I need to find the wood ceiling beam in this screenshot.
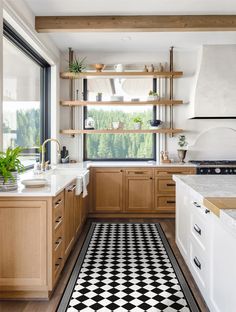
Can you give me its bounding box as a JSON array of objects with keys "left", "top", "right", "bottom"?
[{"left": 35, "top": 15, "right": 236, "bottom": 33}]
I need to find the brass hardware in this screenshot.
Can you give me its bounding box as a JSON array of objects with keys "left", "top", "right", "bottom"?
[
  {"left": 55, "top": 199, "right": 62, "bottom": 207},
  {"left": 68, "top": 184, "right": 76, "bottom": 192},
  {"left": 167, "top": 183, "right": 175, "bottom": 187},
  {"left": 41, "top": 138, "right": 61, "bottom": 171},
  {"left": 167, "top": 200, "right": 175, "bottom": 204}
]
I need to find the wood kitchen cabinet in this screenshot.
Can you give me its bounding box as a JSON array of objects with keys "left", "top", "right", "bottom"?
[
  {"left": 0, "top": 182, "right": 88, "bottom": 300},
  {"left": 125, "top": 169, "right": 154, "bottom": 212},
  {"left": 92, "top": 168, "right": 123, "bottom": 212},
  {"left": 91, "top": 166, "right": 196, "bottom": 217}
]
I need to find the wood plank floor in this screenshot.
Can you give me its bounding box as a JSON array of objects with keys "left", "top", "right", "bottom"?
[{"left": 0, "top": 219, "right": 209, "bottom": 312}]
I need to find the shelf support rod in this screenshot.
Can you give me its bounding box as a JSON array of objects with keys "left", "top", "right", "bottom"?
[
  {"left": 169, "top": 46, "right": 174, "bottom": 138},
  {"left": 69, "top": 48, "right": 75, "bottom": 137}
]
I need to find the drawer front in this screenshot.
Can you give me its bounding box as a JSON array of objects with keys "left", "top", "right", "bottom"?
[
  {"left": 155, "top": 167, "right": 196, "bottom": 177},
  {"left": 53, "top": 224, "right": 64, "bottom": 279},
  {"left": 155, "top": 195, "right": 175, "bottom": 212},
  {"left": 156, "top": 178, "right": 175, "bottom": 193},
  {"left": 125, "top": 169, "right": 153, "bottom": 176},
  {"left": 53, "top": 191, "right": 64, "bottom": 221},
  {"left": 189, "top": 238, "right": 208, "bottom": 294}
]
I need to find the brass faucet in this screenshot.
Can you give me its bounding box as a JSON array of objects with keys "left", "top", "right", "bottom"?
[{"left": 41, "top": 138, "right": 61, "bottom": 171}]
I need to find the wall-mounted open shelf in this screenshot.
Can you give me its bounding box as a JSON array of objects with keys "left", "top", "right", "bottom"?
[
  {"left": 60, "top": 128, "right": 183, "bottom": 135},
  {"left": 60, "top": 100, "right": 183, "bottom": 107},
  {"left": 60, "top": 71, "right": 183, "bottom": 79}
]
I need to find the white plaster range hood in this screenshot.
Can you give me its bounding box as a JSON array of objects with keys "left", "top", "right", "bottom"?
[{"left": 190, "top": 45, "right": 236, "bottom": 119}]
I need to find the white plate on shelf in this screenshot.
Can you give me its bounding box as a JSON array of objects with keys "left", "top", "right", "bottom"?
[{"left": 21, "top": 178, "right": 48, "bottom": 188}]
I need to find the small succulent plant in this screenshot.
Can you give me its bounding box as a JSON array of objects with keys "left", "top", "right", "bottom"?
[
  {"left": 69, "top": 56, "right": 87, "bottom": 73},
  {"left": 178, "top": 135, "right": 188, "bottom": 149}
]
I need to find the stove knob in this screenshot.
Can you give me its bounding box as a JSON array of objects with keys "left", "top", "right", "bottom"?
[
  {"left": 208, "top": 169, "right": 211, "bottom": 173},
  {"left": 234, "top": 169, "right": 236, "bottom": 173},
  {"left": 200, "top": 169, "right": 204, "bottom": 173},
  {"left": 215, "top": 168, "right": 221, "bottom": 174},
  {"left": 225, "top": 169, "right": 228, "bottom": 173}
]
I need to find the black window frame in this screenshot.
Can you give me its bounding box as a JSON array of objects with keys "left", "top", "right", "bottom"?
[
  {"left": 83, "top": 78, "right": 157, "bottom": 161},
  {"left": 3, "top": 20, "right": 51, "bottom": 167}
]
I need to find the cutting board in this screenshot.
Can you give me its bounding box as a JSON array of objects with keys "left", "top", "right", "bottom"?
[{"left": 203, "top": 197, "right": 236, "bottom": 217}]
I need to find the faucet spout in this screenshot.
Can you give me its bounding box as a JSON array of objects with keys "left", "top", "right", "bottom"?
[{"left": 41, "top": 138, "right": 61, "bottom": 171}]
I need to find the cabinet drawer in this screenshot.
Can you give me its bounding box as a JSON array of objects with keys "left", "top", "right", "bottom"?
[
  {"left": 155, "top": 167, "right": 196, "bottom": 177},
  {"left": 54, "top": 222, "right": 64, "bottom": 252},
  {"left": 54, "top": 244, "right": 64, "bottom": 278},
  {"left": 125, "top": 169, "right": 153, "bottom": 176},
  {"left": 189, "top": 238, "right": 208, "bottom": 293},
  {"left": 53, "top": 191, "right": 64, "bottom": 221},
  {"left": 155, "top": 196, "right": 175, "bottom": 212},
  {"left": 156, "top": 178, "right": 175, "bottom": 193}
]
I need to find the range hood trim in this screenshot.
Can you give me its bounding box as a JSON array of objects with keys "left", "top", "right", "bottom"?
[{"left": 190, "top": 116, "right": 236, "bottom": 119}]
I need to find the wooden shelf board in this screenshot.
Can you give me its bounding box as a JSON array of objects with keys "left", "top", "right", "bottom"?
[
  {"left": 60, "top": 128, "right": 183, "bottom": 135},
  {"left": 60, "top": 100, "right": 183, "bottom": 106},
  {"left": 60, "top": 71, "right": 183, "bottom": 79}
]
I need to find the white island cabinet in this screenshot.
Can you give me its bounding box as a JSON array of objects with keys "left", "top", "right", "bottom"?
[{"left": 174, "top": 175, "right": 236, "bottom": 312}]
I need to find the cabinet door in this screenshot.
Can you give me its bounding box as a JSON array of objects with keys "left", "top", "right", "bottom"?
[
  {"left": 175, "top": 183, "right": 192, "bottom": 261},
  {"left": 209, "top": 215, "right": 236, "bottom": 312},
  {"left": 64, "top": 183, "right": 76, "bottom": 259},
  {"left": 74, "top": 194, "right": 82, "bottom": 237},
  {"left": 125, "top": 176, "right": 154, "bottom": 212},
  {"left": 93, "top": 169, "right": 123, "bottom": 212}
]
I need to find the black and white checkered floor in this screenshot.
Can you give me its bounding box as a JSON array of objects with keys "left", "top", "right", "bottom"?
[{"left": 58, "top": 223, "right": 199, "bottom": 312}]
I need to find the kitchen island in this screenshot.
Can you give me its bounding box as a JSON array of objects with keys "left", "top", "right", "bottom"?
[{"left": 174, "top": 175, "right": 236, "bottom": 312}]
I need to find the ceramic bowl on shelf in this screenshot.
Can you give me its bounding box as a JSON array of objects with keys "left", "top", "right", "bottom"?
[
  {"left": 94, "top": 64, "right": 105, "bottom": 72},
  {"left": 110, "top": 95, "right": 124, "bottom": 102}
]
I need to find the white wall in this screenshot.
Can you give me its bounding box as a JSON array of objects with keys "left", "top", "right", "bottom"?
[{"left": 59, "top": 48, "right": 236, "bottom": 162}]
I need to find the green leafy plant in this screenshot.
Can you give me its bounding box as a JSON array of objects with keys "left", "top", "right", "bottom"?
[
  {"left": 148, "top": 90, "right": 159, "bottom": 97},
  {"left": 97, "top": 92, "right": 102, "bottom": 96},
  {"left": 178, "top": 135, "right": 188, "bottom": 149},
  {"left": 69, "top": 56, "right": 87, "bottom": 73},
  {"left": 133, "top": 116, "right": 143, "bottom": 123},
  {"left": 0, "top": 147, "right": 25, "bottom": 183}
]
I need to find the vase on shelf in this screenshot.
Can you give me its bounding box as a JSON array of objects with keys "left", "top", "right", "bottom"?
[{"left": 177, "top": 149, "right": 187, "bottom": 163}]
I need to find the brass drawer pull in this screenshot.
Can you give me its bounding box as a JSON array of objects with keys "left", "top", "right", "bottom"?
[
  {"left": 55, "top": 237, "right": 63, "bottom": 247},
  {"left": 166, "top": 183, "right": 175, "bottom": 187},
  {"left": 167, "top": 200, "right": 175, "bottom": 204},
  {"left": 134, "top": 171, "right": 146, "bottom": 174},
  {"left": 55, "top": 216, "right": 63, "bottom": 228},
  {"left": 55, "top": 257, "right": 63, "bottom": 267},
  {"left": 68, "top": 184, "right": 76, "bottom": 192},
  {"left": 55, "top": 199, "right": 62, "bottom": 207}
]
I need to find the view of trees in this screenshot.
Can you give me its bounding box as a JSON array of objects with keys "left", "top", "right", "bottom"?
[
  {"left": 86, "top": 108, "right": 154, "bottom": 159},
  {"left": 16, "top": 109, "right": 40, "bottom": 148}
]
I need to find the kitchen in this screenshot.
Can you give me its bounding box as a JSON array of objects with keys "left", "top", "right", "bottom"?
[{"left": 1, "top": 1, "right": 236, "bottom": 312}]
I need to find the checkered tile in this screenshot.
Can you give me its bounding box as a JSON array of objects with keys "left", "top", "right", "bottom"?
[{"left": 65, "top": 224, "right": 194, "bottom": 312}]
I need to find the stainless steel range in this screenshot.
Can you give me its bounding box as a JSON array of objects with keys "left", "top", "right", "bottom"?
[{"left": 189, "top": 160, "right": 236, "bottom": 175}]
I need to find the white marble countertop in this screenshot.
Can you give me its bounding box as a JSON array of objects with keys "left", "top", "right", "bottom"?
[
  {"left": 0, "top": 167, "right": 88, "bottom": 197},
  {"left": 59, "top": 161, "right": 197, "bottom": 169},
  {"left": 173, "top": 175, "right": 236, "bottom": 231}
]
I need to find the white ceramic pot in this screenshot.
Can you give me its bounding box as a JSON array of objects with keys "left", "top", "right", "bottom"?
[
  {"left": 147, "top": 95, "right": 159, "bottom": 101},
  {"left": 0, "top": 171, "right": 18, "bottom": 191}
]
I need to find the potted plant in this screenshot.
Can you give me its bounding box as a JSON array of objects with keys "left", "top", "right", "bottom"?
[
  {"left": 0, "top": 146, "right": 25, "bottom": 191},
  {"left": 133, "top": 117, "right": 142, "bottom": 130},
  {"left": 69, "top": 56, "right": 87, "bottom": 73},
  {"left": 177, "top": 135, "right": 188, "bottom": 163},
  {"left": 96, "top": 92, "right": 102, "bottom": 102},
  {"left": 147, "top": 90, "right": 159, "bottom": 101}
]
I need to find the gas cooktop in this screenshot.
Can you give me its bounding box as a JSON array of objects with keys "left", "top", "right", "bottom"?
[{"left": 188, "top": 160, "right": 236, "bottom": 174}]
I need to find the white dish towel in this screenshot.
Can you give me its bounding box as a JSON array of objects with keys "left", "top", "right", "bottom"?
[
  {"left": 75, "top": 176, "right": 83, "bottom": 196},
  {"left": 82, "top": 170, "right": 90, "bottom": 198}
]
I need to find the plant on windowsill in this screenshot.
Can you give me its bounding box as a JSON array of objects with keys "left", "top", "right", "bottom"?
[
  {"left": 69, "top": 56, "right": 87, "bottom": 73},
  {"left": 0, "top": 146, "right": 25, "bottom": 191},
  {"left": 177, "top": 135, "right": 188, "bottom": 163},
  {"left": 133, "top": 117, "right": 143, "bottom": 130}
]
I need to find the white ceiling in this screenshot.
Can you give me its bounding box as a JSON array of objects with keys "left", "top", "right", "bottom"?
[
  {"left": 23, "top": 0, "right": 236, "bottom": 52},
  {"left": 23, "top": 0, "right": 236, "bottom": 15}
]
